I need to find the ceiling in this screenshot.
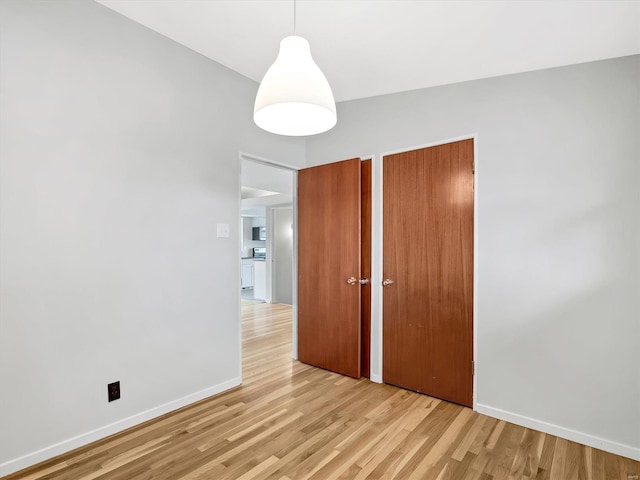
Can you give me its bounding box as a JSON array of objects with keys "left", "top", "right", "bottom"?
[
  {"left": 96, "top": 1, "right": 639, "bottom": 102},
  {"left": 241, "top": 159, "right": 293, "bottom": 212},
  {"left": 241, "top": 186, "right": 279, "bottom": 200}
]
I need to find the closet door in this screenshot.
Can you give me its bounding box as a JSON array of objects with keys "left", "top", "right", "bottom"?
[
  {"left": 383, "top": 139, "right": 474, "bottom": 406},
  {"left": 360, "top": 160, "right": 372, "bottom": 378},
  {"left": 298, "top": 158, "right": 362, "bottom": 378}
]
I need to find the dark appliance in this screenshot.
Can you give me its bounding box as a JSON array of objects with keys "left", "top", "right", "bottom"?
[{"left": 252, "top": 226, "right": 267, "bottom": 241}]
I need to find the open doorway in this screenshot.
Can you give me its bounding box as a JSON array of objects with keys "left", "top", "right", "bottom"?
[
  {"left": 239, "top": 154, "right": 297, "bottom": 370},
  {"left": 240, "top": 157, "right": 295, "bottom": 304}
]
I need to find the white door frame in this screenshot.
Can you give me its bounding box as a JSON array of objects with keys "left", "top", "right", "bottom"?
[{"left": 239, "top": 152, "right": 300, "bottom": 361}]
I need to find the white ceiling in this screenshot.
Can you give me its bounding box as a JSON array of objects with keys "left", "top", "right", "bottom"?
[
  {"left": 242, "top": 193, "right": 293, "bottom": 211},
  {"left": 241, "top": 160, "right": 293, "bottom": 195},
  {"left": 96, "top": 0, "right": 639, "bottom": 102},
  {"left": 241, "top": 159, "right": 294, "bottom": 212},
  {"left": 241, "top": 186, "right": 278, "bottom": 200}
]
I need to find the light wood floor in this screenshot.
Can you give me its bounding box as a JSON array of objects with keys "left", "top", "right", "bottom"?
[{"left": 6, "top": 302, "right": 638, "bottom": 480}]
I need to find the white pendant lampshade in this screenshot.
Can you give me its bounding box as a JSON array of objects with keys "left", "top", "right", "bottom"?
[{"left": 254, "top": 36, "right": 336, "bottom": 136}]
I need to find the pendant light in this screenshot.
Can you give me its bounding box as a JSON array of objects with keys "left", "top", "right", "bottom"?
[{"left": 253, "top": 0, "right": 336, "bottom": 136}]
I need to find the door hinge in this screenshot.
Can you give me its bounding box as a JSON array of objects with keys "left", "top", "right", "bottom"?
[{"left": 472, "top": 361, "right": 475, "bottom": 376}]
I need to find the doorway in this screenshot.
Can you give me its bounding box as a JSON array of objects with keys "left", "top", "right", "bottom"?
[
  {"left": 240, "top": 157, "right": 295, "bottom": 304},
  {"left": 240, "top": 154, "right": 298, "bottom": 364}
]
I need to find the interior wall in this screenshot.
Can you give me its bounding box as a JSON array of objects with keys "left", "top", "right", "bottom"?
[
  {"left": 273, "top": 207, "right": 294, "bottom": 305},
  {"left": 306, "top": 55, "right": 640, "bottom": 458},
  {"left": 0, "top": 0, "right": 304, "bottom": 474}
]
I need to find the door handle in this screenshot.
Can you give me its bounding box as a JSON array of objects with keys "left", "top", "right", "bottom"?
[
  {"left": 359, "top": 278, "right": 370, "bottom": 285},
  {"left": 382, "top": 278, "right": 394, "bottom": 287},
  {"left": 347, "top": 276, "right": 358, "bottom": 286}
]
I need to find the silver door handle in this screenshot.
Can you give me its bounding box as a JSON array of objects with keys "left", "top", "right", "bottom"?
[
  {"left": 382, "top": 278, "right": 394, "bottom": 287},
  {"left": 359, "top": 278, "right": 370, "bottom": 285}
]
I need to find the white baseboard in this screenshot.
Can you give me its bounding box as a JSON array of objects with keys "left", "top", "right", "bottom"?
[
  {"left": 370, "top": 373, "right": 383, "bottom": 384},
  {"left": 0, "top": 377, "right": 241, "bottom": 477},
  {"left": 475, "top": 403, "right": 640, "bottom": 461}
]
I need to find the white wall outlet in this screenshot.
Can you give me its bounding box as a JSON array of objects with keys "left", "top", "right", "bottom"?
[{"left": 216, "top": 223, "right": 230, "bottom": 238}]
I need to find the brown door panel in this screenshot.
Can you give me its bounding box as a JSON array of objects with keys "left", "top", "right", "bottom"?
[
  {"left": 298, "top": 158, "right": 362, "bottom": 378},
  {"left": 383, "top": 140, "right": 474, "bottom": 407},
  {"left": 361, "top": 160, "right": 372, "bottom": 379}
]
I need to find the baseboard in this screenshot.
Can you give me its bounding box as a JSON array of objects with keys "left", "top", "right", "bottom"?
[
  {"left": 370, "top": 373, "right": 383, "bottom": 384},
  {"left": 0, "top": 377, "right": 241, "bottom": 477},
  {"left": 475, "top": 403, "right": 640, "bottom": 461}
]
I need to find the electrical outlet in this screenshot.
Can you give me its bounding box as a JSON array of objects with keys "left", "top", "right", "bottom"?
[{"left": 108, "top": 381, "right": 120, "bottom": 402}]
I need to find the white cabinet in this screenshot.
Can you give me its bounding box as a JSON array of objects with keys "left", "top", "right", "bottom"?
[{"left": 241, "top": 259, "right": 254, "bottom": 288}]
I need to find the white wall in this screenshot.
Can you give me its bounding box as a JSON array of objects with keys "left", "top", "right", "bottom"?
[
  {"left": 0, "top": 0, "right": 303, "bottom": 475},
  {"left": 273, "top": 207, "right": 294, "bottom": 305},
  {"left": 306, "top": 56, "right": 640, "bottom": 459}
]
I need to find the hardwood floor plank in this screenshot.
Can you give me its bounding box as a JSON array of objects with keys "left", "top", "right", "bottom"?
[
  {"left": 235, "top": 455, "right": 280, "bottom": 480},
  {"left": 4, "top": 301, "right": 638, "bottom": 480},
  {"left": 411, "top": 408, "right": 474, "bottom": 475},
  {"left": 451, "top": 415, "right": 486, "bottom": 462},
  {"left": 383, "top": 436, "right": 430, "bottom": 480},
  {"left": 549, "top": 438, "right": 568, "bottom": 480}
]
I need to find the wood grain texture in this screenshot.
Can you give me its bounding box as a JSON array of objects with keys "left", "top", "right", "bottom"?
[
  {"left": 383, "top": 139, "right": 474, "bottom": 407},
  {"left": 298, "top": 158, "right": 361, "bottom": 378},
  {"left": 5, "top": 301, "right": 638, "bottom": 480},
  {"left": 360, "top": 159, "right": 372, "bottom": 379}
]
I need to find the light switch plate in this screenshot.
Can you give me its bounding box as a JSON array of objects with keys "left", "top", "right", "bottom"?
[{"left": 216, "top": 223, "right": 230, "bottom": 238}]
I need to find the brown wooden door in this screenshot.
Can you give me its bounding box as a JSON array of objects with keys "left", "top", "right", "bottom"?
[
  {"left": 361, "top": 160, "right": 372, "bottom": 378},
  {"left": 298, "top": 158, "right": 362, "bottom": 378},
  {"left": 382, "top": 139, "right": 474, "bottom": 407}
]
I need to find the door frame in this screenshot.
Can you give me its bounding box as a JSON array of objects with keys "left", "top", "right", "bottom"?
[
  {"left": 239, "top": 153, "right": 375, "bottom": 368},
  {"left": 371, "top": 133, "right": 479, "bottom": 409},
  {"left": 238, "top": 152, "right": 300, "bottom": 363}
]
